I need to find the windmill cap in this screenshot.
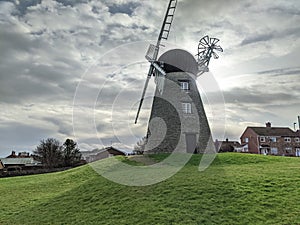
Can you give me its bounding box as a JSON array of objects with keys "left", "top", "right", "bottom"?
[{"left": 158, "top": 49, "right": 199, "bottom": 75}]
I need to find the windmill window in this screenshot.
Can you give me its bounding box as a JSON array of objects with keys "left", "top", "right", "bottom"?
[
  {"left": 182, "top": 102, "right": 192, "bottom": 114},
  {"left": 295, "top": 138, "right": 300, "bottom": 142},
  {"left": 179, "top": 81, "right": 190, "bottom": 90},
  {"left": 284, "top": 137, "right": 291, "bottom": 142}
]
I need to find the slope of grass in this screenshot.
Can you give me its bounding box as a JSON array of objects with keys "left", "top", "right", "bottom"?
[{"left": 1, "top": 153, "right": 300, "bottom": 225}]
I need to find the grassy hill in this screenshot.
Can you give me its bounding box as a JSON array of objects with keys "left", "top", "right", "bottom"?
[{"left": 1, "top": 153, "right": 300, "bottom": 225}]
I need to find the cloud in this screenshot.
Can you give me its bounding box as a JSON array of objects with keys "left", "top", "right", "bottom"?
[
  {"left": 223, "top": 87, "right": 297, "bottom": 105},
  {"left": 218, "top": 67, "right": 300, "bottom": 106},
  {"left": 41, "top": 117, "right": 73, "bottom": 136},
  {"left": 0, "top": 121, "right": 53, "bottom": 156},
  {"left": 0, "top": 0, "right": 300, "bottom": 156},
  {"left": 241, "top": 33, "right": 274, "bottom": 45},
  {"left": 55, "top": 0, "right": 89, "bottom": 7},
  {"left": 257, "top": 67, "right": 300, "bottom": 76},
  {"left": 12, "top": 0, "right": 42, "bottom": 15},
  {"left": 107, "top": 2, "right": 140, "bottom": 16}
]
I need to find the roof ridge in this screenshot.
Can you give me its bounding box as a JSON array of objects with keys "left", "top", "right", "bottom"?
[
  {"left": 248, "top": 126, "right": 292, "bottom": 129},
  {"left": 247, "top": 126, "right": 298, "bottom": 136}
]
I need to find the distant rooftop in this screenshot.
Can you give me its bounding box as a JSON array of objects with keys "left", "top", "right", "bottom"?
[{"left": 0, "top": 158, "right": 41, "bottom": 166}]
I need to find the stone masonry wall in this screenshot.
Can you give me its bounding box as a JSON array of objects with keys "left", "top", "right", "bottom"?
[{"left": 144, "top": 71, "right": 214, "bottom": 154}]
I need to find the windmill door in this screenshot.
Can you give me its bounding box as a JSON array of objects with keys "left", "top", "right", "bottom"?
[{"left": 186, "top": 133, "right": 197, "bottom": 153}]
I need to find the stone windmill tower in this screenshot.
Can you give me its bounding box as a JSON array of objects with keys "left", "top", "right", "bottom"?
[{"left": 135, "top": 0, "right": 223, "bottom": 154}]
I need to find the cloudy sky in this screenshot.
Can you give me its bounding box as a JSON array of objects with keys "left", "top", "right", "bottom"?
[{"left": 0, "top": 0, "right": 300, "bottom": 157}]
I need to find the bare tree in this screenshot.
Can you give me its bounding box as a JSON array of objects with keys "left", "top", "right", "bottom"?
[{"left": 33, "top": 138, "right": 63, "bottom": 168}]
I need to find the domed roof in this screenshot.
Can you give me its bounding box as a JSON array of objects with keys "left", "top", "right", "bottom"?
[{"left": 158, "top": 49, "right": 199, "bottom": 75}]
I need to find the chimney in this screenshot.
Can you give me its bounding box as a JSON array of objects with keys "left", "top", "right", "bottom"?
[
  {"left": 12, "top": 151, "right": 16, "bottom": 156},
  {"left": 266, "top": 122, "right": 271, "bottom": 128}
]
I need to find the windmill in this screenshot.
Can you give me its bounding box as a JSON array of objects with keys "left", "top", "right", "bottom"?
[{"left": 135, "top": 0, "right": 223, "bottom": 154}]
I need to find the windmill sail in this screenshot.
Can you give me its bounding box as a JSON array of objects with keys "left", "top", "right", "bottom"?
[
  {"left": 196, "top": 35, "right": 223, "bottom": 76},
  {"left": 135, "top": 0, "right": 177, "bottom": 124}
]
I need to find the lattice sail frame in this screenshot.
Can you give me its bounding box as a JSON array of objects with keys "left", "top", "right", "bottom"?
[
  {"left": 196, "top": 35, "right": 223, "bottom": 76},
  {"left": 135, "top": 0, "right": 178, "bottom": 124}
]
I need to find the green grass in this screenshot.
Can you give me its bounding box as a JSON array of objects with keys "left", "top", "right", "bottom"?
[{"left": 1, "top": 153, "right": 300, "bottom": 224}]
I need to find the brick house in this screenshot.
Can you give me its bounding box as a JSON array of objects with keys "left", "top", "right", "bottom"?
[{"left": 240, "top": 122, "right": 300, "bottom": 156}]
